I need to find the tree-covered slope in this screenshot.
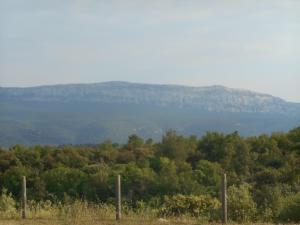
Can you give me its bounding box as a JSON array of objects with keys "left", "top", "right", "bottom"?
[
  {"left": 0, "top": 128, "right": 300, "bottom": 222},
  {"left": 0, "top": 82, "right": 299, "bottom": 147}
]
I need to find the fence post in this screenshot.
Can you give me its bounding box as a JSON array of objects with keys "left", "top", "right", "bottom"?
[
  {"left": 116, "top": 174, "right": 121, "bottom": 221},
  {"left": 221, "top": 173, "right": 227, "bottom": 224},
  {"left": 21, "top": 176, "right": 27, "bottom": 219}
]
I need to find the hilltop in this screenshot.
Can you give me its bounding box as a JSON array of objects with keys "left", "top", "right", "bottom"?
[{"left": 0, "top": 82, "right": 299, "bottom": 146}]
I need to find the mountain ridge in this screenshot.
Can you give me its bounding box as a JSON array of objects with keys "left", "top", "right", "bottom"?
[
  {"left": 0, "top": 81, "right": 291, "bottom": 101},
  {"left": 0, "top": 81, "right": 298, "bottom": 114},
  {"left": 0, "top": 81, "right": 299, "bottom": 147}
]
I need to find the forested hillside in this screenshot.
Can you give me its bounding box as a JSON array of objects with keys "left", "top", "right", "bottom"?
[
  {"left": 0, "top": 127, "right": 300, "bottom": 222},
  {"left": 1, "top": 82, "right": 300, "bottom": 147}
]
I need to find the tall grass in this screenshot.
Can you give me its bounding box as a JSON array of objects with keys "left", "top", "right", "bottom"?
[
  {"left": 0, "top": 191, "right": 299, "bottom": 225},
  {"left": 0, "top": 200, "right": 203, "bottom": 225}
]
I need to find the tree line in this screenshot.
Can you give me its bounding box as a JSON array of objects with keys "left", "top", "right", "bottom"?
[{"left": 0, "top": 127, "right": 300, "bottom": 222}]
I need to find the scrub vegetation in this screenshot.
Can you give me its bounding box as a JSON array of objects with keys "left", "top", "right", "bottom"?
[{"left": 0, "top": 127, "right": 300, "bottom": 223}]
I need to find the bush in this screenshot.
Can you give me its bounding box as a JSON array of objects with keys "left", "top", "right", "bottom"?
[
  {"left": 0, "top": 188, "right": 18, "bottom": 218},
  {"left": 227, "top": 184, "right": 257, "bottom": 222},
  {"left": 159, "top": 194, "right": 220, "bottom": 220},
  {"left": 278, "top": 192, "right": 300, "bottom": 222}
]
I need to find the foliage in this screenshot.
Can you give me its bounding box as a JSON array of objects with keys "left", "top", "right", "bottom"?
[
  {"left": 227, "top": 184, "right": 257, "bottom": 222},
  {"left": 278, "top": 192, "right": 300, "bottom": 222},
  {"left": 43, "top": 167, "right": 87, "bottom": 199},
  {"left": 158, "top": 130, "right": 196, "bottom": 161},
  {"left": 194, "top": 160, "right": 221, "bottom": 196},
  {"left": 0, "top": 127, "right": 300, "bottom": 222},
  {"left": 159, "top": 194, "right": 220, "bottom": 220},
  {"left": 0, "top": 188, "right": 18, "bottom": 218}
]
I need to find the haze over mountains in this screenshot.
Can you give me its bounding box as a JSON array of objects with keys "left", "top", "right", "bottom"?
[{"left": 1, "top": 81, "right": 299, "bottom": 147}]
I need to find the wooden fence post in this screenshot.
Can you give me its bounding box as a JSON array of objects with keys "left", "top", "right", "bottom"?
[
  {"left": 221, "top": 173, "right": 227, "bottom": 224},
  {"left": 21, "top": 176, "right": 27, "bottom": 219},
  {"left": 116, "top": 175, "right": 121, "bottom": 221}
]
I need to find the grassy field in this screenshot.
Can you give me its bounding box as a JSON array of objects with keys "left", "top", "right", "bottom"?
[
  {"left": 0, "top": 219, "right": 294, "bottom": 225},
  {"left": 0, "top": 218, "right": 197, "bottom": 225},
  {"left": 0, "top": 199, "right": 297, "bottom": 225},
  {"left": 0, "top": 210, "right": 202, "bottom": 225},
  {"left": 1, "top": 219, "right": 297, "bottom": 225},
  {"left": 0, "top": 201, "right": 199, "bottom": 225},
  {"left": 0, "top": 206, "right": 297, "bottom": 225}
]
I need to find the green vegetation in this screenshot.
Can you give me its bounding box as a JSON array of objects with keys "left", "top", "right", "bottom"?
[{"left": 0, "top": 127, "right": 300, "bottom": 223}]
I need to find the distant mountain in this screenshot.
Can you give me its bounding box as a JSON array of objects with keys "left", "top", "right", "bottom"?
[
  {"left": 1, "top": 81, "right": 299, "bottom": 114},
  {"left": 0, "top": 81, "right": 299, "bottom": 147}
]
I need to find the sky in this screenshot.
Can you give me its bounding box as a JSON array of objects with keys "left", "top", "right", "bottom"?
[{"left": 0, "top": 0, "right": 299, "bottom": 102}]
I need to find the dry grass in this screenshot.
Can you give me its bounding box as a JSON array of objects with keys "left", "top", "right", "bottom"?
[
  {"left": 0, "top": 201, "right": 198, "bottom": 225},
  {"left": 0, "top": 218, "right": 198, "bottom": 225},
  {"left": 0, "top": 201, "right": 297, "bottom": 225},
  {"left": 0, "top": 220, "right": 295, "bottom": 225}
]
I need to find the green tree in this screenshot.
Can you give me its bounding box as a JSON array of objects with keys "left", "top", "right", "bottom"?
[
  {"left": 159, "top": 130, "right": 196, "bottom": 161},
  {"left": 278, "top": 192, "right": 300, "bottom": 222},
  {"left": 43, "top": 167, "right": 87, "bottom": 199},
  {"left": 227, "top": 184, "right": 257, "bottom": 222},
  {"left": 126, "top": 134, "right": 144, "bottom": 151},
  {"left": 157, "top": 157, "right": 179, "bottom": 195},
  {"left": 194, "top": 160, "right": 221, "bottom": 196}
]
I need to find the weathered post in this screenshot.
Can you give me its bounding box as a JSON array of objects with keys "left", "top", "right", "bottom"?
[
  {"left": 221, "top": 173, "right": 227, "bottom": 224},
  {"left": 21, "top": 176, "right": 27, "bottom": 219},
  {"left": 116, "top": 175, "right": 121, "bottom": 221}
]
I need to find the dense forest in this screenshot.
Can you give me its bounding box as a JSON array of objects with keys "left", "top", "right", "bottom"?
[{"left": 0, "top": 127, "right": 300, "bottom": 222}]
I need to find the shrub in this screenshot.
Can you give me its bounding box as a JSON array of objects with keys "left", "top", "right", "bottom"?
[
  {"left": 227, "top": 183, "right": 257, "bottom": 222},
  {"left": 0, "top": 188, "right": 18, "bottom": 218},
  {"left": 278, "top": 192, "right": 300, "bottom": 222},
  {"left": 159, "top": 194, "right": 220, "bottom": 220}
]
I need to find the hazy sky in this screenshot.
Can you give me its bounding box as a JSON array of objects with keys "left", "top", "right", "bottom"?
[{"left": 0, "top": 0, "right": 299, "bottom": 102}]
